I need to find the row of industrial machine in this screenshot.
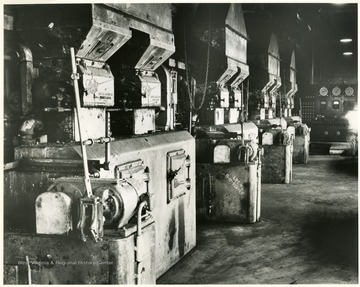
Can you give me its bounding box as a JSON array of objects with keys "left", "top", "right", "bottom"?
[{"left": 3, "top": 4, "right": 311, "bottom": 284}]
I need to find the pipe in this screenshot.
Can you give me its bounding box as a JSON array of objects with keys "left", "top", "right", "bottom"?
[
  {"left": 189, "top": 78, "right": 196, "bottom": 134},
  {"left": 311, "top": 37, "right": 315, "bottom": 84},
  {"left": 26, "top": 255, "right": 32, "bottom": 285},
  {"left": 104, "top": 111, "right": 111, "bottom": 170},
  {"left": 137, "top": 201, "right": 147, "bottom": 237},
  {"left": 248, "top": 162, "right": 257, "bottom": 223},
  {"left": 284, "top": 144, "right": 291, "bottom": 184},
  {"left": 261, "top": 79, "right": 275, "bottom": 96},
  {"left": 256, "top": 149, "right": 262, "bottom": 221},
  {"left": 261, "top": 79, "right": 275, "bottom": 119},
  {"left": 249, "top": 142, "right": 258, "bottom": 162},
  {"left": 135, "top": 201, "right": 148, "bottom": 285},
  {"left": 289, "top": 135, "right": 293, "bottom": 182},
  {"left": 4, "top": 161, "right": 20, "bottom": 171},
  {"left": 162, "top": 65, "right": 172, "bottom": 131},
  {"left": 18, "top": 43, "right": 33, "bottom": 115},
  {"left": 246, "top": 79, "right": 249, "bottom": 121},
  {"left": 4, "top": 54, "right": 13, "bottom": 61},
  {"left": 106, "top": 108, "right": 133, "bottom": 112},
  {"left": 171, "top": 70, "right": 178, "bottom": 129},
  {"left": 43, "top": 107, "right": 72, "bottom": 112}
]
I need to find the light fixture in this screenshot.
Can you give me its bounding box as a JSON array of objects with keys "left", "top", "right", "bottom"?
[
  {"left": 343, "top": 52, "right": 353, "bottom": 55},
  {"left": 340, "top": 38, "right": 353, "bottom": 43}
]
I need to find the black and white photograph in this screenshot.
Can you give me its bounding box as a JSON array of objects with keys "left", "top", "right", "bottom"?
[{"left": 2, "top": 2, "right": 358, "bottom": 284}]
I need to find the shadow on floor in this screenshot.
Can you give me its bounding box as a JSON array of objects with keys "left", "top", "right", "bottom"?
[
  {"left": 330, "top": 157, "right": 358, "bottom": 176},
  {"left": 310, "top": 143, "right": 331, "bottom": 155},
  {"left": 301, "top": 213, "right": 358, "bottom": 271}
]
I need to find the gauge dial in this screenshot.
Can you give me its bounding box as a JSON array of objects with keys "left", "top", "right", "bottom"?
[
  {"left": 332, "top": 86, "right": 341, "bottom": 96},
  {"left": 345, "top": 86, "right": 354, "bottom": 96},
  {"left": 319, "top": 87, "right": 328, "bottom": 96}
]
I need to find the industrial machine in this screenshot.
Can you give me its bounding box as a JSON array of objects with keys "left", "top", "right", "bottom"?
[
  {"left": 181, "top": 4, "right": 261, "bottom": 223},
  {"left": 249, "top": 33, "right": 293, "bottom": 183},
  {"left": 4, "top": 4, "right": 195, "bottom": 284},
  {"left": 282, "top": 51, "right": 311, "bottom": 164}
]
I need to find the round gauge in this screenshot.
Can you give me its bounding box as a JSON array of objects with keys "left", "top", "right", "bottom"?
[
  {"left": 332, "top": 86, "right": 341, "bottom": 96},
  {"left": 319, "top": 87, "right": 328, "bottom": 96},
  {"left": 345, "top": 86, "right": 354, "bottom": 96}
]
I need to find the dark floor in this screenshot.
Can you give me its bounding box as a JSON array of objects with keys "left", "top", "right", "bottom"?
[{"left": 158, "top": 155, "right": 358, "bottom": 284}]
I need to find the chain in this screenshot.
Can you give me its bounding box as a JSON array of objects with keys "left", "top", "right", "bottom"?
[{"left": 184, "top": 6, "right": 211, "bottom": 111}]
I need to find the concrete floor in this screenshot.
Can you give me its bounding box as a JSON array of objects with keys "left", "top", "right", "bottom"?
[{"left": 158, "top": 155, "right": 358, "bottom": 284}]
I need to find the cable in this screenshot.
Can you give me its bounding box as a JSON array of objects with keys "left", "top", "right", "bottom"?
[{"left": 184, "top": 6, "right": 211, "bottom": 111}]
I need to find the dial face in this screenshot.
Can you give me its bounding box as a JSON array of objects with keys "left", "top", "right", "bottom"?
[
  {"left": 332, "top": 86, "right": 341, "bottom": 96},
  {"left": 319, "top": 87, "right": 328, "bottom": 96},
  {"left": 345, "top": 86, "right": 354, "bottom": 96}
]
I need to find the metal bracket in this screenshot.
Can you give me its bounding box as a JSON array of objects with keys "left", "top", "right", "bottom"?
[{"left": 77, "top": 197, "right": 104, "bottom": 242}]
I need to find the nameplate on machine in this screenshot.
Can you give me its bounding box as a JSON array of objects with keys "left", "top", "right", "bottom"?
[
  {"left": 138, "top": 72, "right": 161, "bottom": 107},
  {"left": 79, "top": 60, "right": 115, "bottom": 107}
]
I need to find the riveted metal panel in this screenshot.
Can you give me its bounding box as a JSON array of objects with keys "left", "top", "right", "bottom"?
[
  {"left": 196, "top": 162, "right": 260, "bottom": 223},
  {"left": 261, "top": 144, "right": 292, "bottom": 183}
]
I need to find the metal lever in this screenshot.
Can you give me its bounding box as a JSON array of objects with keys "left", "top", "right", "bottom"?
[
  {"left": 71, "top": 47, "right": 103, "bottom": 242},
  {"left": 70, "top": 47, "right": 92, "bottom": 197},
  {"left": 168, "top": 166, "right": 182, "bottom": 181}
]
